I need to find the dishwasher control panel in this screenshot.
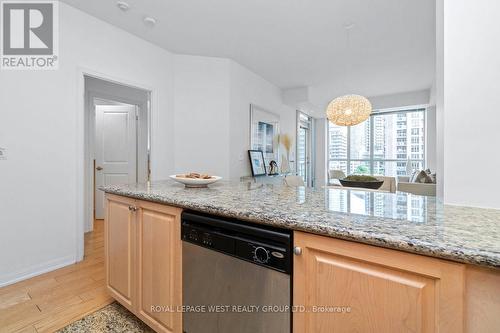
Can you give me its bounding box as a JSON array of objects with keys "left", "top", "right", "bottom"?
[{"left": 181, "top": 212, "right": 292, "bottom": 274}]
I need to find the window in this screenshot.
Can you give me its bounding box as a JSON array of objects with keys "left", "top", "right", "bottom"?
[{"left": 327, "top": 108, "right": 426, "bottom": 177}]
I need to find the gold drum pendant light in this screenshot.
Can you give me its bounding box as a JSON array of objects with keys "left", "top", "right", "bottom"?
[{"left": 326, "top": 94, "right": 372, "bottom": 126}]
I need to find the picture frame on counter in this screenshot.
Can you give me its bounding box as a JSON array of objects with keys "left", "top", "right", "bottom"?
[{"left": 248, "top": 150, "right": 267, "bottom": 176}]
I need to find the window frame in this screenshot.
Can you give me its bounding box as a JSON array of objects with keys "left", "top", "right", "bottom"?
[{"left": 327, "top": 107, "right": 426, "bottom": 176}]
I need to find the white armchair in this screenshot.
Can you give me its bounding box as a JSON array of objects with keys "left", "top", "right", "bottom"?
[
  {"left": 397, "top": 176, "right": 436, "bottom": 196},
  {"left": 374, "top": 176, "right": 397, "bottom": 193},
  {"left": 284, "top": 175, "right": 305, "bottom": 187},
  {"left": 328, "top": 170, "right": 346, "bottom": 185}
]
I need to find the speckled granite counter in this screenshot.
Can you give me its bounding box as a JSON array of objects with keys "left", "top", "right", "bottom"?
[{"left": 101, "top": 180, "right": 500, "bottom": 269}]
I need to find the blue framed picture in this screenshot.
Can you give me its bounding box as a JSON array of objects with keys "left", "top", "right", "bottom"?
[{"left": 248, "top": 150, "right": 267, "bottom": 176}]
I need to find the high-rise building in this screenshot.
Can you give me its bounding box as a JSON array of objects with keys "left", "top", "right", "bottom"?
[
  {"left": 328, "top": 124, "right": 348, "bottom": 173},
  {"left": 327, "top": 109, "right": 426, "bottom": 177}
]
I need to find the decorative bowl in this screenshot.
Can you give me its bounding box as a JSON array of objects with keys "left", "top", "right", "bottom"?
[
  {"left": 169, "top": 175, "right": 222, "bottom": 188},
  {"left": 339, "top": 179, "right": 384, "bottom": 190}
]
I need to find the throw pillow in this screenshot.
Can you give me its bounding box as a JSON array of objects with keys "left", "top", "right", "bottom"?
[
  {"left": 430, "top": 173, "right": 437, "bottom": 184},
  {"left": 413, "top": 170, "right": 433, "bottom": 183},
  {"left": 409, "top": 170, "right": 419, "bottom": 183}
]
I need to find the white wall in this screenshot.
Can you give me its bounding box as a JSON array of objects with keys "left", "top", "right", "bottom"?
[
  {"left": 172, "top": 58, "right": 296, "bottom": 181},
  {"left": 436, "top": 0, "right": 445, "bottom": 199},
  {"left": 0, "top": 3, "right": 175, "bottom": 286},
  {"left": 228, "top": 61, "right": 296, "bottom": 180},
  {"left": 314, "top": 118, "right": 327, "bottom": 186},
  {"left": 173, "top": 55, "right": 231, "bottom": 178},
  {"left": 441, "top": 0, "right": 500, "bottom": 209},
  {"left": 426, "top": 106, "right": 437, "bottom": 172}
]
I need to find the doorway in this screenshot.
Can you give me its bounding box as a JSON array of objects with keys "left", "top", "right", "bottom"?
[
  {"left": 94, "top": 100, "right": 138, "bottom": 219},
  {"left": 296, "top": 111, "right": 315, "bottom": 187},
  {"left": 84, "top": 76, "right": 150, "bottom": 232}
]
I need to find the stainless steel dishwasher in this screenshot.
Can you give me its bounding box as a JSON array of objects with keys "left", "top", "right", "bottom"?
[{"left": 181, "top": 211, "right": 292, "bottom": 333}]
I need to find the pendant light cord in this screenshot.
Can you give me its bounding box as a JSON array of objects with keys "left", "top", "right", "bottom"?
[{"left": 343, "top": 23, "right": 354, "bottom": 94}]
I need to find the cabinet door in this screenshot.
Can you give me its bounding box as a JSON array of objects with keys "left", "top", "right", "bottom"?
[
  {"left": 294, "top": 231, "right": 464, "bottom": 333},
  {"left": 136, "top": 200, "right": 182, "bottom": 333},
  {"left": 105, "top": 194, "right": 136, "bottom": 310}
]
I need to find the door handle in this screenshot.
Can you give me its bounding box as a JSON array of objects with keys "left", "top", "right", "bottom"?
[
  {"left": 128, "top": 206, "right": 137, "bottom": 212},
  {"left": 293, "top": 247, "right": 302, "bottom": 256},
  {"left": 96, "top": 166, "right": 103, "bottom": 171}
]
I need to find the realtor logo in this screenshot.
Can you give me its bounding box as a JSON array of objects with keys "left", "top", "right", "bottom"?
[{"left": 1, "top": 1, "right": 58, "bottom": 70}]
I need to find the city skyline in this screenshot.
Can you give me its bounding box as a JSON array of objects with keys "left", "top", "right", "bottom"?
[{"left": 328, "top": 109, "right": 426, "bottom": 177}]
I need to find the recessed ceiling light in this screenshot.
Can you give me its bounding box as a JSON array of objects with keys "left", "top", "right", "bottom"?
[
  {"left": 143, "top": 16, "right": 156, "bottom": 27},
  {"left": 116, "top": 1, "right": 130, "bottom": 11}
]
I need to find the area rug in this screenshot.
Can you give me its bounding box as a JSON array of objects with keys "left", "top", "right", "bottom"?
[{"left": 57, "top": 302, "right": 154, "bottom": 333}]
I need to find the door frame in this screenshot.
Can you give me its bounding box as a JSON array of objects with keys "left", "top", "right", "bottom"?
[{"left": 76, "top": 67, "right": 154, "bottom": 262}]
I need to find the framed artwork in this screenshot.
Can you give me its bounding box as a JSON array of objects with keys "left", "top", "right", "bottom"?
[
  {"left": 248, "top": 150, "right": 267, "bottom": 176},
  {"left": 250, "top": 104, "right": 279, "bottom": 168}
]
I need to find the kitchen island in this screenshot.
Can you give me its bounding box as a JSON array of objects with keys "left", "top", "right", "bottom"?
[
  {"left": 102, "top": 180, "right": 500, "bottom": 268},
  {"left": 101, "top": 180, "right": 500, "bottom": 333}
]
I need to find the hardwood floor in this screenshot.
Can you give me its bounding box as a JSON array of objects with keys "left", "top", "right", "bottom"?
[{"left": 0, "top": 220, "right": 113, "bottom": 333}]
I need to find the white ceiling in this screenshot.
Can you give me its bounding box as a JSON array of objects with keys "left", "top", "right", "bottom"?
[{"left": 61, "top": 0, "right": 436, "bottom": 108}]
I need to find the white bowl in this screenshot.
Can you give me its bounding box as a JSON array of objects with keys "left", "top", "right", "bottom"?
[{"left": 170, "top": 175, "right": 222, "bottom": 188}]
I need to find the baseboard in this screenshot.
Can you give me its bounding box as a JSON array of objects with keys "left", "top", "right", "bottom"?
[
  {"left": 84, "top": 223, "right": 93, "bottom": 233},
  {"left": 0, "top": 255, "right": 76, "bottom": 288},
  {"left": 84, "top": 215, "right": 96, "bottom": 233}
]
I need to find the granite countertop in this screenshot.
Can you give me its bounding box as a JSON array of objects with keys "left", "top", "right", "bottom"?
[{"left": 101, "top": 180, "right": 500, "bottom": 269}]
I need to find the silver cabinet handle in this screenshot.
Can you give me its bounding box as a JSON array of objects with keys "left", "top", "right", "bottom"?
[
  {"left": 128, "top": 206, "right": 137, "bottom": 212},
  {"left": 294, "top": 246, "right": 302, "bottom": 256}
]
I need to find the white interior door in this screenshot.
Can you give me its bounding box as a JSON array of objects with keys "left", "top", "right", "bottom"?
[{"left": 95, "top": 104, "right": 137, "bottom": 219}]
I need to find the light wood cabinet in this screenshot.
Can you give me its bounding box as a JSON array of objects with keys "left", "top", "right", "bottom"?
[
  {"left": 293, "top": 231, "right": 465, "bottom": 333},
  {"left": 465, "top": 266, "right": 500, "bottom": 332},
  {"left": 105, "top": 194, "right": 183, "bottom": 333},
  {"left": 136, "top": 200, "right": 182, "bottom": 333},
  {"left": 105, "top": 194, "right": 136, "bottom": 310}
]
